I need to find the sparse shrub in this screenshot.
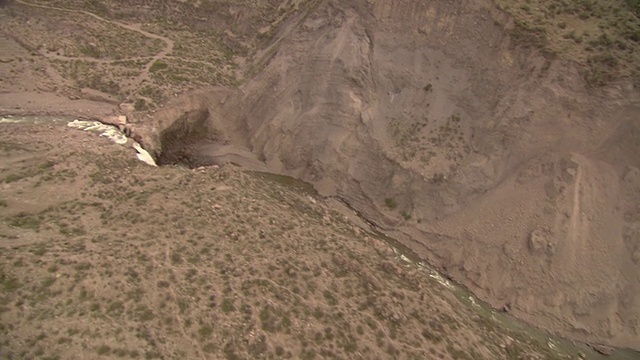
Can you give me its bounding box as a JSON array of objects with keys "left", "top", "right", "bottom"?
[
  {"left": 322, "top": 290, "right": 338, "bottom": 306},
  {"left": 0, "top": 271, "right": 20, "bottom": 292},
  {"left": 57, "top": 337, "right": 71, "bottom": 344},
  {"left": 422, "top": 327, "right": 443, "bottom": 343},
  {"left": 170, "top": 251, "right": 182, "bottom": 264},
  {"left": 198, "top": 325, "right": 213, "bottom": 338},
  {"left": 585, "top": 52, "right": 619, "bottom": 85},
  {"left": 628, "top": 0, "right": 640, "bottom": 16},
  {"left": 136, "top": 306, "right": 154, "bottom": 321},
  {"left": 7, "top": 212, "right": 41, "bottom": 230},
  {"left": 144, "top": 351, "right": 161, "bottom": 359},
  {"left": 431, "top": 173, "right": 445, "bottom": 184},
  {"left": 301, "top": 348, "right": 316, "bottom": 360},
  {"left": 223, "top": 342, "right": 240, "bottom": 360},
  {"left": 149, "top": 60, "right": 168, "bottom": 72},
  {"left": 86, "top": 0, "right": 109, "bottom": 14},
  {"left": 96, "top": 345, "right": 111, "bottom": 355},
  {"left": 41, "top": 276, "right": 56, "bottom": 288},
  {"left": 59, "top": 224, "right": 86, "bottom": 236},
  {"left": 79, "top": 45, "right": 100, "bottom": 58},
  {"left": 107, "top": 301, "right": 124, "bottom": 315},
  {"left": 220, "top": 298, "right": 235, "bottom": 313},
  {"left": 81, "top": 74, "right": 120, "bottom": 95},
  {"left": 312, "top": 307, "right": 324, "bottom": 319},
  {"left": 134, "top": 98, "right": 148, "bottom": 111},
  {"left": 114, "top": 348, "right": 128, "bottom": 357},
  {"left": 202, "top": 343, "right": 216, "bottom": 353},
  {"left": 275, "top": 346, "right": 285, "bottom": 356},
  {"left": 384, "top": 198, "right": 397, "bottom": 210}
]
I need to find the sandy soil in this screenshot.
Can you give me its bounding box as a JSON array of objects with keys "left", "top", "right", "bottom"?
[
  {"left": 1, "top": 120, "right": 588, "bottom": 360},
  {"left": 2, "top": 0, "right": 640, "bottom": 355},
  {"left": 143, "top": 0, "right": 640, "bottom": 351}
]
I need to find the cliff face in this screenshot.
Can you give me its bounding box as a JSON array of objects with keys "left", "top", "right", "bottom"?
[{"left": 150, "top": 0, "right": 640, "bottom": 349}]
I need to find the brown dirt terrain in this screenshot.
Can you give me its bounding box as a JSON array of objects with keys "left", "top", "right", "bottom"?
[
  {"left": 139, "top": 0, "right": 640, "bottom": 351},
  {"left": 1, "top": 0, "right": 317, "bottom": 109},
  {"left": 1, "top": 121, "right": 582, "bottom": 360},
  {"left": 2, "top": 0, "right": 640, "bottom": 357}
]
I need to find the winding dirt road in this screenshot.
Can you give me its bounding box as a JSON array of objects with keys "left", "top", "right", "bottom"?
[{"left": 16, "top": 0, "right": 175, "bottom": 89}]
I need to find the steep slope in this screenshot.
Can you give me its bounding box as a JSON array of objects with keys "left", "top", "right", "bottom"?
[
  {"left": 2, "top": 120, "right": 588, "bottom": 360},
  {"left": 146, "top": 0, "right": 640, "bottom": 349}
]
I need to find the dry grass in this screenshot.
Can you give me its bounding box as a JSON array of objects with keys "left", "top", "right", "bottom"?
[
  {"left": 0, "top": 121, "right": 574, "bottom": 360},
  {"left": 0, "top": 0, "right": 316, "bottom": 107}
]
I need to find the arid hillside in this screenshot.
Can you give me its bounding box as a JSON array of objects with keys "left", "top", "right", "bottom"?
[
  {"left": 144, "top": 0, "right": 640, "bottom": 350},
  {"left": 2, "top": 120, "right": 601, "bottom": 360},
  {"left": 1, "top": 0, "right": 640, "bottom": 356}
]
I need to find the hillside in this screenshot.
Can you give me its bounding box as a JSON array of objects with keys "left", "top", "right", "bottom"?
[
  {"left": 1, "top": 0, "right": 640, "bottom": 357},
  {"left": 0, "top": 120, "right": 587, "bottom": 360},
  {"left": 141, "top": 0, "right": 640, "bottom": 350}
]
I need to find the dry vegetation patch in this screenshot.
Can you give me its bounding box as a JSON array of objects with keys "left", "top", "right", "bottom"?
[
  {"left": 0, "top": 122, "right": 574, "bottom": 359},
  {"left": 1, "top": 0, "right": 316, "bottom": 107},
  {"left": 498, "top": 0, "right": 640, "bottom": 85}
]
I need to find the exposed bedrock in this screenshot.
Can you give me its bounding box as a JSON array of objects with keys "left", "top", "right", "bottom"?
[{"left": 146, "top": 0, "right": 640, "bottom": 350}]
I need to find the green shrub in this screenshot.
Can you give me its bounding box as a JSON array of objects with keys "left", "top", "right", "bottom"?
[
  {"left": 221, "top": 298, "right": 235, "bottom": 313},
  {"left": 149, "top": 60, "right": 168, "bottom": 72},
  {"left": 96, "top": 345, "right": 111, "bottom": 355},
  {"left": 8, "top": 212, "right": 41, "bottom": 230},
  {"left": 384, "top": 198, "right": 397, "bottom": 210},
  {"left": 198, "top": 325, "right": 213, "bottom": 338},
  {"left": 627, "top": 0, "right": 640, "bottom": 16}
]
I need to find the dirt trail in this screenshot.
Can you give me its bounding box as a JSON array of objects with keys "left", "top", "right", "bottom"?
[
  {"left": 38, "top": 52, "right": 152, "bottom": 64},
  {"left": 16, "top": 0, "right": 174, "bottom": 89}
]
